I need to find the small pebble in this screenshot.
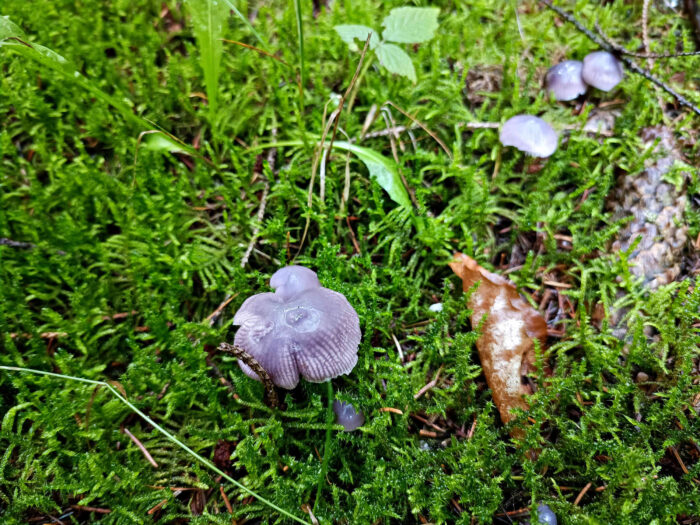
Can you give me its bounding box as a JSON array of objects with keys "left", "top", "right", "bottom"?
[
  {"left": 428, "top": 303, "right": 443, "bottom": 312},
  {"left": 636, "top": 371, "right": 649, "bottom": 383}
]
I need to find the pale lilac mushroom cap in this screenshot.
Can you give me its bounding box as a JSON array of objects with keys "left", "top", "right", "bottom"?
[
  {"left": 545, "top": 60, "right": 587, "bottom": 101},
  {"left": 534, "top": 504, "right": 557, "bottom": 525},
  {"left": 333, "top": 400, "right": 365, "bottom": 431},
  {"left": 233, "top": 265, "right": 361, "bottom": 389},
  {"left": 582, "top": 51, "right": 623, "bottom": 91},
  {"left": 499, "top": 115, "right": 558, "bottom": 158}
]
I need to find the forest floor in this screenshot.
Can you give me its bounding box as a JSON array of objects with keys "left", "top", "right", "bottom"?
[{"left": 1, "top": 0, "right": 699, "bottom": 523}]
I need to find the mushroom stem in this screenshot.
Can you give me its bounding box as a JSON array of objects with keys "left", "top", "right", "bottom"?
[
  {"left": 314, "top": 380, "right": 335, "bottom": 512},
  {"left": 218, "top": 342, "right": 279, "bottom": 409}
]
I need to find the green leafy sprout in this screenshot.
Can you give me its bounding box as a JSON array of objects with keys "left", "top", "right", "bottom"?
[{"left": 335, "top": 7, "right": 440, "bottom": 83}]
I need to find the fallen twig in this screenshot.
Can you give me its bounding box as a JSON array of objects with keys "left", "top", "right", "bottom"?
[
  {"left": 123, "top": 427, "right": 159, "bottom": 468},
  {"left": 297, "top": 33, "right": 371, "bottom": 256},
  {"left": 241, "top": 128, "right": 277, "bottom": 268},
  {"left": 218, "top": 342, "right": 279, "bottom": 408},
  {"left": 573, "top": 482, "right": 592, "bottom": 505},
  {"left": 69, "top": 505, "right": 111, "bottom": 514},
  {"left": 206, "top": 293, "right": 239, "bottom": 326}
]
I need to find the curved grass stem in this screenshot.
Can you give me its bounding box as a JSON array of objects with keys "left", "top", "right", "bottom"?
[
  {"left": 0, "top": 365, "right": 309, "bottom": 525},
  {"left": 314, "top": 380, "right": 334, "bottom": 512}
]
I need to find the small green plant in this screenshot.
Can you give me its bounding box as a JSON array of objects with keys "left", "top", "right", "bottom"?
[
  {"left": 184, "top": 0, "right": 228, "bottom": 118},
  {"left": 334, "top": 6, "right": 439, "bottom": 83}
]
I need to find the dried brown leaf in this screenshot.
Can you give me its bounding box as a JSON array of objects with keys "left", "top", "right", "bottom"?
[{"left": 449, "top": 253, "right": 547, "bottom": 428}]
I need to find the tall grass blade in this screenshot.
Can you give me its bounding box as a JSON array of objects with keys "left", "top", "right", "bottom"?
[
  {"left": 293, "top": 0, "right": 305, "bottom": 88},
  {"left": 0, "top": 19, "right": 195, "bottom": 156},
  {"left": 0, "top": 366, "right": 311, "bottom": 525},
  {"left": 185, "top": 0, "right": 228, "bottom": 117},
  {"left": 220, "top": 0, "right": 267, "bottom": 47}
]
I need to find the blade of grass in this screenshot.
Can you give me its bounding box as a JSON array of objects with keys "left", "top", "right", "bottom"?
[
  {"left": 186, "top": 0, "right": 228, "bottom": 117},
  {"left": 251, "top": 138, "right": 411, "bottom": 209},
  {"left": 221, "top": 39, "right": 290, "bottom": 67},
  {"left": 0, "top": 365, "right": 311, "bottom": 525},
  {"left": 293, "top": 0, "right": 305, "bottom": 88},
  {"left": 220, "top": 0, "right": 268, "bottom": 47},
  {"left": 0, "top": 36, "right": 199, "bottom": 159},
  {"left": 314, "top": 380, "right": 335, "bottom": 512}
]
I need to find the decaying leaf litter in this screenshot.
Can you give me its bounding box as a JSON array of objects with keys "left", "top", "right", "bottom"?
[{"left": 1, "top": 0, "right": 700, "bottom": 523}]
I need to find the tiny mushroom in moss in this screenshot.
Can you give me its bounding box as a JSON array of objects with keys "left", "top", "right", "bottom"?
[
  {"left": 533, "top": 504, "right": 557, "bottom": 525},
  {"left": 499, "top": 115, "right": 558, "bottom": 158},
  {"left": 545, "top": 60, "right": 587, "bottom": 101},
  {"left": 582, "top": 51, "right": 623, "bottom": 91},
  {"left": 333, "top": 400, "right": 365, "bottom": 431},
  {"left": 233, "top": 265, "right": 361, "bottom": 389}
]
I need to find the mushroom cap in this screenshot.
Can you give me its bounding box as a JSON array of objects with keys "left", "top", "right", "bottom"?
[
  {"left": 534, "top": 504, "right": 557, "bottom": 525},
  {"left": 333, "top": 400, "right": 365, "bottom": 431},
  {"left": 582, "top": 51, "right": 623, "bottom": 91},
  {"left": 233, "top": 266, "right": 361, "bottom": 389},
  {"left": 544, "top": 60, "right": 587, "bottom": 101},
  {"left": 499, "top": 115, "right": 558, "bottom": 158}
]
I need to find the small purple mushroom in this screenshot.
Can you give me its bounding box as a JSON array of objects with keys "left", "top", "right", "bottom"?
[
  {"left": 333, "top": 400, "right": 365, "bottom": 431},
  {"left": 545, "top": 60, "right": 587, "bottom": 101},
  {"left": 499, "top": 115, "right": 558, "bottom": 158},
  {"left": 582, "top": 51, "right": 623, "bottom": 92},
  {"left": 233, "top": 265, "right": 361, "bottom": 389},
  {"left": 533, "top": 504, "right": 557, "bottom": 525}
]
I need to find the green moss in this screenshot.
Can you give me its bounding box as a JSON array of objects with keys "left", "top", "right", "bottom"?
[{"left": 1, "top": 0, "right": 699, "bottom": 523}]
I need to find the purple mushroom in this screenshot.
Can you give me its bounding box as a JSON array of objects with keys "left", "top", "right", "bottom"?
[
  {"left": 533, "top": 504, "right": 557, "bottom": 525},
  {"left": 233, "top": 265, "right": 361, "bottom": 389},
  {"left": 582, "top": 51, "right": 623, "bottom": 92},
  {"left": 333, "top": 400, "right": 365, "bottom": 431},
  {"left": 499, "top": 115, "right": 558, "bottom": 158},
  {"left": 545, "top": 60, "right": 587, "bottom": 101}
]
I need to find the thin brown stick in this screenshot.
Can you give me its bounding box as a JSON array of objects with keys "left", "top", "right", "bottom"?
[
  {"left": 218, "top": 342, "right": 278, "bottom": 408},
  {"left": 297, "top": 105, "right": 339, "bottom": 256},
  {"left": 328, "top": 34, "right": 372, "bottom": 152},
  {"left": 381, "top": 105, "right": 406, "bottom": 153},
  {"left": 467, "top": 417, "right": 477, "bottom": 440},
  {"left": 241, "top": 128, "right": 277, "bottom": 268},
  {"left": 297, "top": 34, "right": 371, "bottom": 256},
  {"left": 669, "top": 445, "right": 690, "bottom": 475},
  {"left": 414, "top": 365, "right": 444, "bottom": 399},
  {"left": 592, "top": 20, "right": 700, "bottom": 59},
  {"left": 379, "top": 407, "right": 404, "bottom": 415},
  {"left": 380, "top": 108, "right": 419, "bottom": 209},
  {"left": 640, "top": 0, "right": 666, "bottom": 117},
  {"left": 206, "top": 293, "right": 239, "bottom": 326},
  {"left": 345, "top": 216, "right": 361, "bottom": 254},
  {"left": 123, "top": 427, "right": 159, "bottom": 468},
  {"left": 573, "top": 482, "right": 592, "bottom": 505},
  {"left": 221, "top": 39, "right": 290, "bottom": 67},
  {"left": 220, "top": 485, "right": 235, "bottom": 517},
  {"left": 383, "top": 101, "right": 453, "bottom": 160},
  {"left": 69, "top": 505, "right": 111, "bottom": 514},
  {"left": 147, "top": 490, "right": 182, "bottom": 515},
  {"left": 410, "top": 413, "right": 446, "bottom": 433},
  {"left": 641, "top": 0, "right": 653, "bottom": 69},
  {"left": 10, "top": 331, "right": 67, "bottom": 339}
]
